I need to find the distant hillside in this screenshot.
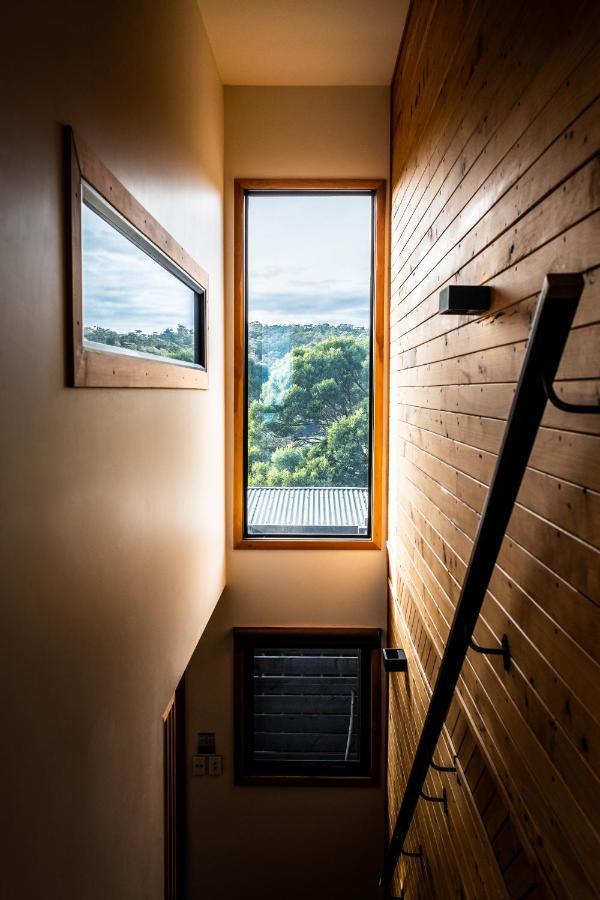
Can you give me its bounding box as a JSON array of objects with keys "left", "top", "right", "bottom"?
[
  {"left": 248, "top": 322, "right": 368, "bottom": 368},
  {"left": 84, "top": 324, "right": 194, "bottom": 363}
]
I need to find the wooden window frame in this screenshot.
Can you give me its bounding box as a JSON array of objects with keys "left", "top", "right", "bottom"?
[
  {"left": 233, "top": 178, "right": 386, "bottom": 549},
  {"left": 233, "top": 627, "right": 381, "bottom": 787},
  {"left": 67, "top": 126, "right": 209, "bottom": 389}
]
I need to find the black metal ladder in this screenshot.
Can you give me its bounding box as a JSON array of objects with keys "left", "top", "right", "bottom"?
[{"left": 381, "top": 273, "right": 596, "bottom": 892}]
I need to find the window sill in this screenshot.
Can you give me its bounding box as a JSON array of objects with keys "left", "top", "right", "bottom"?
[
  {"left": 234, "top": 537, "right": 382, "bottom": 550},
  {"left": 235, "top": 773, "right": 380, "bottom": 787}
]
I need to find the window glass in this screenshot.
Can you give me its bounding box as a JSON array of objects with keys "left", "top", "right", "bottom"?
[
  {"left": 82, "top": 187, "right": 205, "bottom": 367},
  {"left": 234, "top": 629, "right": 380, "bottom": 784},
  {"left": 245, "top": 192, "right": 374, "bottom": 539},
  {"left": 253, "top": 647, "right": 363, "bottom": 767}
]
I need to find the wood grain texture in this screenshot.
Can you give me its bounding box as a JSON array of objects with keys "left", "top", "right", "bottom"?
[
  {"left": 387, "top": 1, "right": 600, "bottom": 897},
  {"left": 232, "top": 178, "right": 387, "bottom": 550},
  {"left": 163, "top": 681, "right": 185, "bottom": 900}
]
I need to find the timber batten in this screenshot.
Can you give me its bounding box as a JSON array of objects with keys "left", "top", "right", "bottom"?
[{"left": 387, "top": 0, "right": 600, "bottom": 897}]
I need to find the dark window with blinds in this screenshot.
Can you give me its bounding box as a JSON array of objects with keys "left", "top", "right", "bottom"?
[{"left": 234, "top": 628, "right": 381, "bottom": 784}]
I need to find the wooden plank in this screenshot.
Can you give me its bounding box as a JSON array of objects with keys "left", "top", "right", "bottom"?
[
  {"left": 391, "top": 0, "right": 483, "bottom": 188},
  {"left": 388, "top": 2, "right": 600, "bottom": 896},
  {"left": 394, "top": 454, "right": 600, "bottom": 670},
  {"left": 396, "top": 470, "right": 600, "bottom": 719},
  {"left": 493, "top": 820, "right": 522, "bottom": 873},
  {"left": 393, "top": 321, "right": 600, "bottom": 387},
  {"left": 392, "top": 0, "right": 529, "bottom": 231},
  {"left": 388, "top": 672, "right": 466, "bottom": 896},
  {"left": 388, "top": 598, "right": 481, "bottom": 900},
  {"left": 389, "top": 586, "right": 510, "bottom": 900},
  {"left": 395, "top": 500, "right": 600, "bottom": 833},
  {"left": 392, "top": 579, "right": 554, "bottom": 898},
  {"left": 400, "top": 438, "right": 600, "bottom": 599},
  {"left": 395, "top": 380, "right": 600, "bottom": 435},
  {"left": 391, "top": 272, "right": 600, "bottom": 378},
  {"left": 396, "top": 403, "right": 600, "bottom": 491},
  {"left": 393, "top": 550, "right": 599, "bottom": 897},
  {"left": 473, "top": 768, "right": 498, "bottom": 820},
  {"left": 483, "top": 795, "right": 509, "bottom": 846},
  {"left": 391, "top": 159, "right": 600, "bottom": 345},
  {"left": 391, "top": 216, "right": 600, "bottom": 364},
  {"left": 464, "top": 744, "right": 487, "bottom": 794},
  {"left": 392, "top": 0, "right": 598, "bottom": 245},
  {"left": 393, "top": 47, "right": 600, "bottom": 293},
  {"left": 397, "top": 418, "right": 600, "bottom": 548}
]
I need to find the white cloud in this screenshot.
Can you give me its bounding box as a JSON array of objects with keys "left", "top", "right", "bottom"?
[
  {"left": 82, "top": 205, "right": 195, "bottom": 334},
  {"left": 247, "top": 193, "right": 372, "bottom": 327}
]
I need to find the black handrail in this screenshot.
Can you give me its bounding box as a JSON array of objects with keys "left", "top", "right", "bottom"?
[{"left": 381, "top": 273, "right": 591, "bottom": 891}]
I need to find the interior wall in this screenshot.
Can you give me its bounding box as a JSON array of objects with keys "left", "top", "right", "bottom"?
[
  {"left": 0, "top": 3, "right": 225, "bottom": 898},
  {"left": 387, "top": 1, "right": 600, "bottom": 898},
  {"left": 184, "top": 86, "right": 390, "bottom": 900}
]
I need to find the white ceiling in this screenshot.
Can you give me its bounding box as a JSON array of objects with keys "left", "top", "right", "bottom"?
[{"left": 196, "top": 0, "right": 409, "bottom": 86}]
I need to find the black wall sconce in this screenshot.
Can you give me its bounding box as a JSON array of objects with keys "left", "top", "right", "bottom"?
[
  {"left": 383, "top": 648, "right": 408, "bottom": 672},
  {"left": 439, "top": 284, "right": 491, "bottom": 315}
]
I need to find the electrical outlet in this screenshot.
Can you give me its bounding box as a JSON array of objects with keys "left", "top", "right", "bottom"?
[
  {"left": 192, "top": 755, "right": 207, "bottom": 777},
  {"left": 208, "top": 755, "right": 223, "bottom": 776}
]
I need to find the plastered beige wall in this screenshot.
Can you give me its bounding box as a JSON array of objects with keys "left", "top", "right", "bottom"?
[
  {"left": 0, "top": 2, "right": 225, "bottom": 897},
  {"left": 185, "top": 86, "right": 390, "bottom": 900}
]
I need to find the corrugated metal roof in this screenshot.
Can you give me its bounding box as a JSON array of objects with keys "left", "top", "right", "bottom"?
[{"left": 247, "top": 487, "right": 369, "bottom": 534}]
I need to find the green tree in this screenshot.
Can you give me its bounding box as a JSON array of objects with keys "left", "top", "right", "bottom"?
[
  {"left": 247, "top": 356, "right": 269, "bottom": 403},
  {"left": 248, "top": 400, "right": 279, "bottom": 470},
  {"left": 83, "top": 323, "right": 195, "bottom": 363},
  {"left": 273, "top": 337, "right": 368, "bottom": 443},
  {"left": 247, "top": 336, "right": 370, "bottom": 488},
  {"left": 308, "top": 404, "right": 369, "bottom": 486}
]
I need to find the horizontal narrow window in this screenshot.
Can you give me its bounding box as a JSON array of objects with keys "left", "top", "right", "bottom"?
[
  {"left": 234, "top": 180, "right": 385, "bottom": 548},
  {"left": 68, "top": 128, "right": 209, "bottom": 389},
  {"left": 82, "top": 183, "right": 206, "bottom": 369}
]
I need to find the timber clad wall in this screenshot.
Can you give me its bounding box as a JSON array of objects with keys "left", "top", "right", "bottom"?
[{"left": 387, "top": 1, "right": 600, "bottom": 898}]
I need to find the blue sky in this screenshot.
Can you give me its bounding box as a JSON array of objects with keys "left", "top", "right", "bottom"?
[
  {"left": 82, "top": 204, "right": 195, "bottom": 334},
  {"left": 247, "top": 193, "right": 372, "bottom": 326}
]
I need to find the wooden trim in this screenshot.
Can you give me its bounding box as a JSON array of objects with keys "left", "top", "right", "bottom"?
[
  {"left": 163, "top": 681, "right": 186, "bottom": 900},
  {"left": 162, "top": 694, "right": 176, "bottom": 722},
  {"left": 163, "top": 695, "right": 175, "bottom": 900},
  {"left": 234, "top": 627, "right": 381, "bottom": 786},
  {"left": 234, "top": 626, "right": 383, "bottom": 641},
  {"left": 388, "top": 580, "right": 515, "bottom": 900},
  {"left": 389, "top": 0, "right": 417, "bottom": 103},
  {"left": 67, "top": 126, "right": 209, "bottom": 389},
  {"left": 372, "top": 178, "right": 387, "bottom": 550},
  {"left": 234, "top": 178, "right": 386, "bottom": 192},
  {"left": 235, "top": 538, "right": 382, "bottom": 551},
  {"left": 233, "top": 179, "right": 246, "bottom": 546},
  {"left": 233, "top": 178, "right": 387, "bottom": 549},
  {"left": 388, "top": 575, "right": 554, "bottom": 897}
]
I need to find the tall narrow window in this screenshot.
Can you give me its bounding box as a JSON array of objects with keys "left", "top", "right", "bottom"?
[{"left": 234, "top": 180, "right": 385, "bottom": 548}]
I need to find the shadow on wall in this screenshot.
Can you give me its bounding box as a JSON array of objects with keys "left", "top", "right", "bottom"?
[{"left": 183, "top": 588, "right": 386, "bottom": 900}]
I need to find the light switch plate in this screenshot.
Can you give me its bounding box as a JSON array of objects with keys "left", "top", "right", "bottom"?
[
  {"left": 208, "top": 755, "right": 223, "bottom": 776},
  {"left": 192, "top": 755, "right": 207, "bottom": 777}
]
